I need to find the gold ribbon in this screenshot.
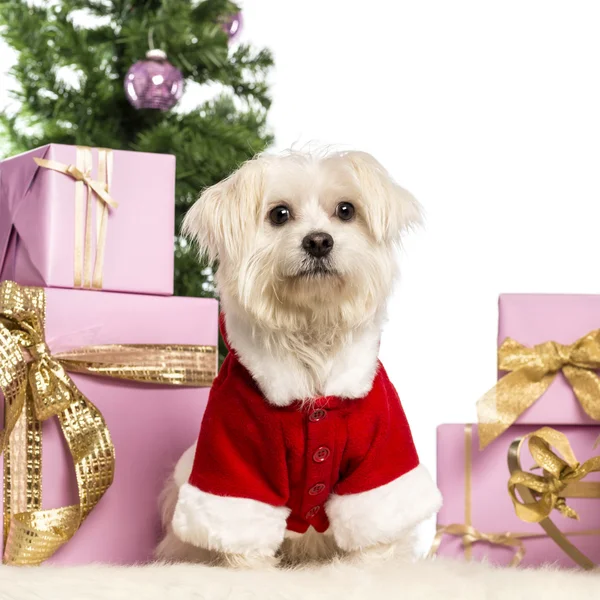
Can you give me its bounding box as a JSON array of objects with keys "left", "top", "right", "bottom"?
[
  {"left": 0, "top": 280, "right": 217, "bottom": 565},
  {"left": 92, "top": 148, "right": 113, "bottom": 289},
  {"left": 429, "top": 425, "right": 527, "bottom": 564},
  {"left": 507, "top": 427, "right": 600, "bottom": 569},
  {"left": 428, "top": 524, "right": 600, "bottom": 568},
  {"left": 429, "top": 425, "right": 600, "bottom": 568},
  {"left": 34, "top": 147, "right": 118, "bottom": 289},
  {"left": 463, "top": 423, "right": 473, "bottom": 559},
  {"left": 477, "top": 332, "right": 600, "bottom": 448},
  {"left": 428, "top": 524, "right": 526, "bottom": 567}
]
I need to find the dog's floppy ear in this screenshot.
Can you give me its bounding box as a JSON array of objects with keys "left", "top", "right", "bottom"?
[
  {"left": 344, "top": 151, "right": 422, "bottom": 244},
  {"left": 182, "top": 158, "right": 264, "bottom": 263},
  {"left": 182, "top": 181, "right": 225, "bottom": 264}
]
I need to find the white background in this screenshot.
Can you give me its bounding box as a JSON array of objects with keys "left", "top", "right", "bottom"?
[
  {"left": 239, "top": 0, "right": 600, "bottom": 467},
  {"left": 3, "top": 0, "right": 600, "bottom": 543}
]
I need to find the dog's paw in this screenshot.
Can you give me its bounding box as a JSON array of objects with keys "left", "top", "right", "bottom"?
[
  {"left": 155, "top": 527, "right": 216, "bottom": 564},
  {"left": 346, "top": 541, "right": 415, "bottom": 565},
  {"left": 220, "top": 552, "right": 280, "bottom": 570}
]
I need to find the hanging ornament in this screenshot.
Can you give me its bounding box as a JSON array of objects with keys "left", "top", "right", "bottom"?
[
  {"left": 124, "top": 49, "right": 184, "bottom": 111},
  {"left": 221, "top": 11, "right": 243, "bottom": 42}
]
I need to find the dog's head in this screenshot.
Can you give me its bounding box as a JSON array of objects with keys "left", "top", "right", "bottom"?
[{"left": 183, "top": 150, "right": 422, "bottom": 329}]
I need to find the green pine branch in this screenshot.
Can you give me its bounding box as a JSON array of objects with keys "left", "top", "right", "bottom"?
[{"left": 0, "top": 0, "right": 274, "bottom": 358}]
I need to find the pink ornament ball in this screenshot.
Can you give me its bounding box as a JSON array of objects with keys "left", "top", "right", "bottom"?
[
  {"left": 221, "top": 11, "right": 243, "bottom": 42},
  {"left": 124, "top": 50, "right": 184, "bottom": 111}
]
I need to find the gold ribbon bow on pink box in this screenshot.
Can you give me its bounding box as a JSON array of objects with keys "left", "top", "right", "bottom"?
[
  {"left": 34, "top": 146, "right": 118, "bottom": 289},
  {"left": 508, "top": 427, "right": 600, "bottom": 570},
  {"left": 0, "top": 280, "right": 217, "bottom": 566},
  {"left": 429, "top": 425, "right": 600, "bottom": 568},
  {"left": 477, "top": 332, "right": 600, "bottom": 449}
]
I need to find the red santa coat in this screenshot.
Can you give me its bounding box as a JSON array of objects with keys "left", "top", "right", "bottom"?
[{"left": 173, "top": 319, "right": 442, "bottom": 556}]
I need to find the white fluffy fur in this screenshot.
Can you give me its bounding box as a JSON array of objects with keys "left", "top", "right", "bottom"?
[
  {"left": 161, "top": 149, "right": 436, "bottom": 567},
  {"left": 173, "top": 444, "right": 196, "bottom": 486},
  {"left": 326, "top": 465, "right": 443, "bottom": 551},
  {"left": 158, "top": 448, "right": 345, "bottom": 567},
  {"left": 223, "top": 307, "right": 384, "bottom": 406},
  {"left": 1, "top": 559, "right": 598, "bottom": 600},
  {"left": 173, "top": 483, "right": 290, "bottom": 557},
  {"left": 171, "top": 445, "right": 290, "bottom": 558},
  {"left": 183, "top": 149, "right": 422, "bottom": 406}
]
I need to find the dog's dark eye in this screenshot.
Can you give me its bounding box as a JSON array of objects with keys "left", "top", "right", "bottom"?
[
  {"left": 336, "top": 202, "right": 355, "bottom": 222},
  {"left": 269, "top": 205, "right": 291, "bottom": 225}
]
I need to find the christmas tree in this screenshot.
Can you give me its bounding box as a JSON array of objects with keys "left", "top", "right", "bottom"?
[{"left": 0, "top": 0, "right": 273, "bottom": 309}]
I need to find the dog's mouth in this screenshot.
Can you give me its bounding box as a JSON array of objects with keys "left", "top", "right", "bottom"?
[{"left": 293, "top": 260, "right": 339, "bottom": 278}]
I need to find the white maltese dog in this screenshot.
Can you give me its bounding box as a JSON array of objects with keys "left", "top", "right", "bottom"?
[{"left": 156, "top": 149, "right": 442, "bottom": 569}]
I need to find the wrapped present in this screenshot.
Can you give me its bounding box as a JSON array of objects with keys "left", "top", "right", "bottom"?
[
  {"left": 476, "top": 294, "right": 600, "bottom": 447},
  {"left": 0, "top": 144, "right": 175, "bottom": 295},
  {"left": 433, "top": 424, "right": 600, "bottom": 569},
  {"left": 0, "top": 281, "right": 218, "bottom": 565}
]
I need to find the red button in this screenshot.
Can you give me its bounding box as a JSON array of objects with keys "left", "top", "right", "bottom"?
[
  {"left": 309, "top": 409, "right": 327, "bottom": 422},
  {"left": 305, "top": 506, "right": 321, "bottom": 520},
  {"left": 308, "top": 483, "right": 326, "bottom": 496},
  {"left": 313, "top": 446, "right": 330, "bottom": 462}
]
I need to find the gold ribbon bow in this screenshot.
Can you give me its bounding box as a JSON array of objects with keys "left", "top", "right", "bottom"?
[
  {"left": 34, "top": 147, "right": 117, "bottom": 289},
  {"left": 477, "top": 332, "right": 600, "bottom": 448},
  {"left": 507, "top": 427, "right": 600, "bottom": 569},
  {"left": 33, "top": 158, "right": 118, "bottom": 210},
  {"left": 0, "top": 280, "right": 217, "bottom": 565},
  {"left": 428, "top": 524, "right": 526, "bottom": 567}
]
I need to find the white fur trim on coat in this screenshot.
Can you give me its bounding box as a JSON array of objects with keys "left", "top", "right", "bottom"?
[
  {"left": 325, "top": 464, "right": 442, "bottom": 552},
  {"left": 172, "top": 484, "right": 291, "bottom": 557},
  {"left": 222, "top": 307, "right": 384, "bottom": 406}
]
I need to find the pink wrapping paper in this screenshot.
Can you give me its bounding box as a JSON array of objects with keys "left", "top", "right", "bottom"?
[
  {"left": 0, "top": 144, "right": 175, "bottom": 295},
  {"left": 436, "top": 423, "right": 600, "bottom": 568},
  {"left": 498, "top": 294, "right": 600, "bottom": 425},
  {"left": 0, "top": 287, "right": 218, "bottom": 565}
]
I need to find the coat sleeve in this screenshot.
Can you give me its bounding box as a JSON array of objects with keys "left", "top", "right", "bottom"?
[
  {"left": 325, "top": 370, "right": 442, "bottom": 552},
  {"left": 172, "top": 358, "right": 291, "bottom": 557}
]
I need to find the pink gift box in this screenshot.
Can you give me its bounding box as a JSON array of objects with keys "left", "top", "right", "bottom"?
[
  {"left": 498, "top": 294, "right": 600, "bottom": 425},
  {"left": 435, "top": 423, "right": 600, "bottom": 568},
  {"left": 0, "top": 144, "right": 175, "bottom": 295},
  {"left": 0, "top": 286, "right": 218, "bottom": 565}
]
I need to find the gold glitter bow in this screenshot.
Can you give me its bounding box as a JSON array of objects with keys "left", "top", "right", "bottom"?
[
  {"left": 428, "top": 524, "right": 526, "bottom": 567},
  {"left": 0, "top": 280, "right": 217, "bottom": 565},
  {"left": 34, "top": 147, "right": 117, "bottom": 289},
  {"left": 477, "top": 332, "right": 600, "bottom": 448},
  {"left": 507, "top": 427, "right": 600, "bottom": 569}
]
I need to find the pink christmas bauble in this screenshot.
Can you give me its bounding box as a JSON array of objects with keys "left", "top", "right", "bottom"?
[
  {"left": 124, "top": 50, "right": 184, "bottom": 111},
  {"left": 221, "top": 11, "right": 243, "bottom": 42}
]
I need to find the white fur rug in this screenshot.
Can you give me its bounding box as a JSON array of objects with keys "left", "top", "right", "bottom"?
[{"left": 0, "top": 558, "right": 597, "bottom": 600}]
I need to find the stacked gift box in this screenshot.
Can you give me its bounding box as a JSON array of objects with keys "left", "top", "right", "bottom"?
[
  {"left": 434, "top": 294, "right": 600, "bottom": 569},
  {"left": 0, "top": 144, "right": 218, "bottom": 565}
]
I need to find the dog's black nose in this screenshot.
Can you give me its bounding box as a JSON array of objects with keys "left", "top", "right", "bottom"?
[{"left": 302, "top": 232, "right": 334, "bottom": 258}]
